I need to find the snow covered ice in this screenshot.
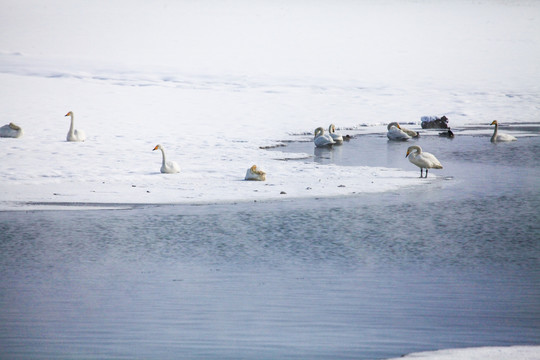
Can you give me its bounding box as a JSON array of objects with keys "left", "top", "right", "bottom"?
[{"left": 1, "top": 0, "right": 540, "bottom": 210}]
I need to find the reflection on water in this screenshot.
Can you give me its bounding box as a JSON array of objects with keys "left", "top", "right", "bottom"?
[{"left": 0, "top": 133, "right": 539, "bottom": 360}]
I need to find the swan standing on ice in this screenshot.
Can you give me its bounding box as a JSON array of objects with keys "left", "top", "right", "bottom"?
[
  {"left": 490, "top": 120, "right": 517, "bottom": 143},
  {"left": 0, "top": 123, "right": 23, "bottom": 138},
  {"left": 387, "top": 122, "right": 413, "bottom": 141},
  {"left": 153, "top": 144, "right": 180, "bottom": 174},
  {"left": 65, "top": 111, "right": 86, "bottom": 142},
  {"left": 406, "top": 145, "right": 443, "bottom": 178},
  {"left": 314, "top": 127, "right": 335, "bottom": 147},
  {"left": 245, "top": 165, "right": 266, "bottom": 181},
  {"left": 328, "top": 124, "right": 343, "bottom": 144}
]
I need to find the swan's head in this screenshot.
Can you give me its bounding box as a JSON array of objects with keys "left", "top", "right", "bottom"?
[
  {"left": 490, "top": 120, "right": 498, "bottom": 126},
  {"left": 153, "top": 144, "right": 162, "bottom": 151},
  {"left": 250, "top": 164, "right": 265, "bottom": 175},
  {"left": 406, "top": 145, "right": 421, "bottom": 158},
  {"left": 8, "top": 123, "right": 21, "bottom": 131},
  {"left": 387, "top": 122, "right": 401, "bottom": 130},
  {"left": 65, "top": 111, "right": 73, "bottom": 117},
  {"left": 314, "top": 127, "right": 324, "bottom": 137},
  {"left": 329, "top": 124, "right": 336, "bottom": 133}
]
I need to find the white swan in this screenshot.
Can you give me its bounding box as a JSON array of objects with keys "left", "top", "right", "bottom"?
[
  {"left": 0, "top": 123, "right": 23, "bottom": 138},
  {"left": 65, "top": 111, "right": 86, "bottom": 142},
  {"left": 387, "top": 122, "right": 412, "bottom": 141},
  {"left": 490, "top": 120, "right": 517, "bottom": 143},
  {"left": 406, "top": 145, "right": 443, "bottom": 178},
  {"left": 245, "top": 165, "right": 266, "bottom": 181},
  {"left": 314, "top": 127, "right": 335, "bottom": 147},
  {"left": 153, "top": 144, "right": 180, "bottom": 174},
  {"left": 328, "top": 124, "right": 343, "bottom": 144}
]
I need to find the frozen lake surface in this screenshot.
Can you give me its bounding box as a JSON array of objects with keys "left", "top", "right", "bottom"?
[{"left": 1, "top": 130, "right": 539, "bottom": 360}]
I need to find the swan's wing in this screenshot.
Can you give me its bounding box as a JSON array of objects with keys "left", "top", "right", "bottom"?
[
  {"left": 418, "top": 152, "right": 443, "bottom": 168},
  {"left": 314, "top": 135, "right": 334, "bottom": 147},
  {"left": 387, "top": 127, "right": 411, "bottom": 140},
  {"left": 330, "top": 133, "right": 343, "bottom": 142},
  {"left": 401, "top": 127, "right": 418, "bottom": 137},
  {"left": 496, "top": 133, "right": 517, "bottom": 142},
  {"left": 74, "top": 129, "right": 86, "bottom": 141}
]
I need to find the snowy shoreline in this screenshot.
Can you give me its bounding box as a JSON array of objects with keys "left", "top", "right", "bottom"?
[{"left": 386, "top": 346, "right": 540, "bottom": 360}]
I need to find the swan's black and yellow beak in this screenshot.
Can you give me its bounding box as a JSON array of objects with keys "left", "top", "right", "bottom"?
[
  {"left": 490, "top": 120, "right": 497, "bottom": 125},
  {"left": 64, "top": 112, "right": 70, "bottom": 117},
  {"left": 405, "top": 150, "right": 410, "bottom": 157},
  {"left": 152, "top": 145, "right": 159, "bottom": 151}
]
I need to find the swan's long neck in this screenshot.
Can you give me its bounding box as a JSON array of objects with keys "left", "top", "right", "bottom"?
[
  {"left": 491, "top": 122, "right": 498, "bottom": 141},
  {"left": 160, "top": 148, "right": 167, "bottom": 165},
  {"left": 68, "top": 113, "right": 75, "bottom": 135},
  {"left": 387, "top": 122, "right": 399, "bottom": 130}
]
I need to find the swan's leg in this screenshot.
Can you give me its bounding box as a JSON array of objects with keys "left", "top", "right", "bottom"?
[
  {"left": 420, "top": 168, "right": 423, "bottom": 178},
  {"left": 425, "top": 169, "right": 429, "bottom": 178}
]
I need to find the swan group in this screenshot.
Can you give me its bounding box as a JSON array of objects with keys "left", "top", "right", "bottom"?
[
  {"left": 153, "top": 144, "right": 180, "bottom": 174},
  {"left": 490, "top": 120, "right": 517, "bottom": 143},
  {"left": 406, "top": 145, "right": 443, "bottom": 178},
  {"left": 65, "top": 111, "right": 86, "bottom": 142},
  {"left": 0, "top": 123, "right": 23, "bottom": 138},
  {"left": 387, "top": 122, "right": 418, "bottom": 141}
]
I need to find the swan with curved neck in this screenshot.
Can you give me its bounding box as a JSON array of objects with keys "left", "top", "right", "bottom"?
[
  {"left": 490, "top": 120, "right": 517, "bottom": 143},
  {"left": 0, "top": 122, "right": 23, "bottom": 138},
  {"left": 245, "top": 165, "right": 266, "bottom": 181},
  {"left": 65, "top": 111, "right": 86, "bottom": 142},
  {"left": 314, "top": 126, "right": 335, "bottom": 147},
  {"left": 153, "top": 144, "right": 180, "bottom": 174},
  {"left": 328, "top": 124, "right": 343, "bottom": 144},
  {"left": 405, "top": 145, "right": 443, "bottom": 178},
  {"left": 387, "top": 122, "right": 412, "bottom": 141}
]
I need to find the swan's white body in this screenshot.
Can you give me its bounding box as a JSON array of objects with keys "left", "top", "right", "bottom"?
[
  {"left": 314, "top": 127, "right": 335, "bottom": 147},
  {"left": 245, "top": 165, "right": 266, "bottom": 181},
  {"left": 328, "top": 124, "right": 343, "bottom": 144},
  {"left": 490, "top": 120, "right": 517, "bottom": 143},
  {"left": 0, "top": 123, "right": 23, "bottom": 138},
  {"left": 65, "top": 111, "right": 86, "bottom": 142},
  {"left": 387, "top": 122, "right": 412, "bottom": 141},
  {"left": 406, "top": 145, "right": 443, "bottom": 178},
  {"left": 153, "top": 144, "right": 180, "bottom": 174}
]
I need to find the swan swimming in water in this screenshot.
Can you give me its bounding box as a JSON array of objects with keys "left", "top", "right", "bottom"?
[
  {"left": 314, "top": 127, "right": 335, "bottom": 147},
  {"left": 406, "top": 145, "right": 443, "bottom": 178},
  {"left": 245, "top": 165, "right": 266, "bottom": 181},
  {"left": 328, "top": 124, "right": 343, "bottom": 144},
  {"left": 153, "top": 144, "right": 180, "bottom": 174},
  {"left": 0, "top": 123, "right": 23, "bottom": 138},
  {"left": 65, "top": 111, "right": 86, "bottom": 142},
  {"left": 387, "top": 122, "right": 416, "bottom": 141},
  {"left": 490, "top": 120, "right": 517, "bottom": 143}
]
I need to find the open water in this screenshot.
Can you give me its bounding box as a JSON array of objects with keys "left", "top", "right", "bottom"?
[{"left": 0, "top": 126, "right": 539, "bottom": 359}]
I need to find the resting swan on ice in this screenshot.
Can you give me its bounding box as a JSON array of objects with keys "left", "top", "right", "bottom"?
[
  {"left": 0, "top": 123, "right": 23, "bottom": 138},
  {"left": 406, "top": 145, "right": 443, "bottom": 178},
  {"left": 490, "top": 120, "right": 517, "bottom": 143},
  {"left": 65, "top": 111, "right": 86, "bottom": 142},
  {"left": 153, "top": 144, "right": 180, "bottom": 174},
  {"left": 387, "top": 122, "right": 417, "bottom": 141},
  {"left": 328, "top": 124, "right": 343, "bottom": 144},
  {"left": 245, "top": 165, "right": 266, "bottom": 181},
  {"left": 314, "top": 127, "right": 335, "bottom": 147}
]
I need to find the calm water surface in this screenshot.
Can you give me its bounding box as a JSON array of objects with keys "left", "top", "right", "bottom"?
[{"left": 0, "top": 129, "right": 539, "bottom": 359}]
